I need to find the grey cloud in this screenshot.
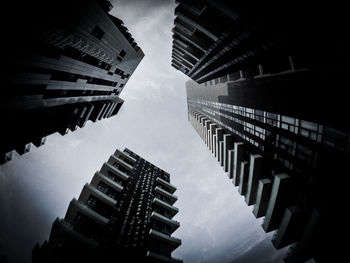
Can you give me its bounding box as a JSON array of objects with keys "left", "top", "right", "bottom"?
[{"left": 0, "top": 1, "right": 285, "bottom": 263}]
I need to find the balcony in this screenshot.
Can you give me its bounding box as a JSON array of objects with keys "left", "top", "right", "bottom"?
[
  {"left": 153, "top": 198, "right": 179, "bottom": 216},
  {"left": 146, "top": 250, "right": 183, "bottom": 263},
  {"left": 79, "top": 183, "right": 117, "bottom": 207},
  {"left": 101, "top": 162, "right": 129, "bottom": 181},
  {"left": 155, "top": 186, "right": 178, "bottom": 205},
  {"left": 156, "top": 178, "right": 177, "bottom": 194},
  {"left": 65, "top": 198, "right": 109, "bottom": 225},
  {"left": 109, "top": 154, "right": 134, "bottom": 171},
  {"left": 151, "top": 211, "right": 180, "bottom": 232},
  {"left": 51, "top": 218, "right": 98, "bottom": 248},
  {"left": 90, "top": 171, "right": 123, "bottom": 192},
  {"left": 149, "top": 229, "right": 181, "bottom": 249},
  {"left": 114, "top": 149, "right": 137, "bottom": 163}
]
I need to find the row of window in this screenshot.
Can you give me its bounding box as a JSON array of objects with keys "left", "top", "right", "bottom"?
[
  {"left": 91, "top": 25, "right": 128, "bottom": 63},
  {"left": 189, "top": 99, "right": 350, "bottom": 153},
  {"left": 189, "top": 108, "right": 319, "bottom": 174}
]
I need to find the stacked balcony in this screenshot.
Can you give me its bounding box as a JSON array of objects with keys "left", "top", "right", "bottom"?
[
  {"left": 148, "top": 177, "right": 182, "bottom": 263},
  {"left": 171, "top": 1, "right": 240, "bottom": 80},
  {"left": 63, "top": 149, "right": 130, "bottom": 243}
]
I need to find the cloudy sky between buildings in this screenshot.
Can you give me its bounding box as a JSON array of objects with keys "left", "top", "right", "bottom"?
[{"left": 0, "top": 1, "right": 287, "bottom": 262}]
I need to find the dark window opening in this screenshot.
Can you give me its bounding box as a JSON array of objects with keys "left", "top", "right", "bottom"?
[
  {"left": 119, "top": 50, "right": 126, "bottom": 58},
  {"left": 85, "top": 195, "right": 113, "bottom": 218},
  {"left": 63, "top": 46, "right": 112, "bottom": 71},
  {"left": 91, "top": 25, "right": 105, "bottom": 40}
]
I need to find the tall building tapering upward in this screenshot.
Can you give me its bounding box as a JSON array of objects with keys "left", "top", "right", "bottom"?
[
  {"left": 33, "top": 148, "right": 182, "bottom": 263},
  {"left": 0, "top": 0, "right": 144, "bottom": 164},
  {"left": 173, "top": 1, "right": 348, "bottom": 262}
]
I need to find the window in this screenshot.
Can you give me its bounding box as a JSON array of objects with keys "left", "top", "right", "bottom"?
[
  {"left": 119, "top": 49, "right": 126, "bottom": 57},
  {"left": 300, "top": 120, "right": 317, "bottom": 131},
  {"left": 91, "top": 25, "right": 104, "bottom": 40}
]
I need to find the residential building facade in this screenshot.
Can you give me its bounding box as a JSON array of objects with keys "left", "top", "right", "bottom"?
[
  {"left": 1, "top": 0, "right": 144, "bottom": 164},
  {"left": 175, "top": 1, "right": 348, "bottom": 262},
  {"left": 33, "top": 148, "right": 182, "bottom": 262}
]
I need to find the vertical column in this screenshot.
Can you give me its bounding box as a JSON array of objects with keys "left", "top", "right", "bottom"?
[
  {"left": 246, "top": 154, "right": 263, "bottom": 205},
  {"left": 262, "top": 173, "right": 291, "bottom": 232},
  {"left": 238, "top": 161, "right": 249, "bottom": 195},
  {"left": 207, "top": 128, "right": 211, "bottom": 149},
  {"left": 204, "top": 120, "right": 211, "bottom": 146},
  {"left": 219, "top": 141, "right": 224, "bottom": 166},
  {"left": 201, "top": 117, "right": 207, "bottom": 142},
  {"left": 253, "top": 178, "right": 272, "bottom": 218},
  {"left": 223, "top": 134, "right": 233, "bottom": 172},
  {"left": 215, "top": 128, "right": 223, "bottom": 162},
  {"left": 209, "top": 123, "right": 217, "bottom": 153},
  {"left": 233, "top": 142, "right": 244, "bottom": 186},
  {"left": 272, "top": 206, "right": 302, "bottom": 249},
  {"left": 213, "top": 134, "right": 217, "bottom": 157},
  {"left": 227, "top": 149, "right": 235, "bottom": 179},
  {"left": 283, "top": 208, "right": 320, "bottom": 263}
]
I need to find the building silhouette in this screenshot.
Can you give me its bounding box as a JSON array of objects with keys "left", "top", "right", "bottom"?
[
  {"left": 0, "top": 0, "right": 144, "bottom": 164},
  {"left": 33, "top": 148, "right": 182, "bottom": 263},
  {"left": 172, "top": 1, "right": 348, "bottom": 262}
]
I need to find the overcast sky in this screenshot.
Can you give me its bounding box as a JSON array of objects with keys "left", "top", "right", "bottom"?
[{"left": 0, "top": 1, "right": 287, "bottom": 262}]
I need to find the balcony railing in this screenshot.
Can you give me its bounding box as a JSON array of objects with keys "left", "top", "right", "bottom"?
[
  {"left": 101, "top": 162, "right": 129, "bottom": 181},
  {"left": 156, "top": 177, "right": 177, "bottom": 194},
  {"left": 146, "top": 250, "right": 183, "bottom": 263},
  {"left": 110, "top": 154, "right": 134, "bottom": 171},
  {"left": 65, "top": 198, "right": 109, "bottom": 225},
  {"left": 79, "top": 183, "right": 117, "bottom": 207},
  {"left": 155, "top": 186, "right": 178, "bottom": 205},
  {"left": 115, "top": 149, "right": 137, "bottom": 163},
  {"left": 149, "top": 229, "right": 181, "bottom": 249},
  {"left": 91, "top": 171, "right": 123, "bottom": 192},
  {"left": 153, "top": 198, "right": 179, "bottom": 215},
  {"left": 151, "top": 211, "right": 180, "bottom": 232}
]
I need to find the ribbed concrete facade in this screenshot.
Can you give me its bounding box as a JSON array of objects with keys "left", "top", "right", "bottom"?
[
  {"left": 172, "top": 1, "right": 347, "bottom": 85},
  {"left": 1, "top": 0, "right": 144, "bottom": 164},
  {"left": 176, "top": 2, "right": 347, "bottom": 262},
  {"left": 187, "top": 95, "right": 348, "bottom": 262},
  {"left": 33, "top": 148, "right": 182, "bottom": 263}
]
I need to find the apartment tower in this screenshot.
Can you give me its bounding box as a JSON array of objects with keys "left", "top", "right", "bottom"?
[
  {"left": 1, "top": 0, "right": 144, "bottom": 164},
  {"left": 173, "top": 1, "right": 348, "bottom": 262},
  {"left": 33, "top": 148, "right": 182, "bottom": 262}
]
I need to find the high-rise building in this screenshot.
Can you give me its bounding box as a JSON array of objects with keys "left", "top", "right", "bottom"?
[
  {"left": 173, "top": 1, "right": 348, "bottom": 262},
  {"left": 33, "top": 148, "right": 182, "bottom": 263},
  {"left": 0, "top": 0, "right": 144, "bottom": 164},
  {"left": 186, "top": 75, "right": 348, "bottom": 262}
]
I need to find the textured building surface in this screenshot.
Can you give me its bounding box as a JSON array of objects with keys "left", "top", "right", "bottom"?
[
  {"left": 172, "top": 1, "right": 347, "bottom": 85},
  {"left": 186, "top": 77, "right": 348, "bottom": 262},
  {"left": 177, "top": 1, "right": 348, "bottom": 262},
  {"left": 1, "top": 0, "right": 144, "bottom": 164},
  {"left": 33, "top": 148, "right": 182, "bottom": 263}
]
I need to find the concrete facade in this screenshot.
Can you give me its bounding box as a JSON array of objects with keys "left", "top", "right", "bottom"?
[
  {"left": 33, "top": 148, "right": 182, "bottom": 263},
  {"left": 1, "top": 0, "right": 144, "bottom": 164}
]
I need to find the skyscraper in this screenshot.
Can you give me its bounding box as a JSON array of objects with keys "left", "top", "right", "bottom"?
[
  {"left": 173, "top": 1, "right": 348, "bottom": 262},
  {"left": 0, "top": 0, "right": 144, "bottom": 164},
  {"left": 33, "top": 148, "right": 182, "bottom": 263}
]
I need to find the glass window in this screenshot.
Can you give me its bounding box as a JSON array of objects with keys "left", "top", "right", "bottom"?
[
  {"left": 281, "top": 123, "right": 288, "bottom": 130},
  {"left": 298, "top": 144, "right": 313, "bottom": 156},
  {"left": 119, "top": 49, "right": 126, "bottom": 58},
  {"left": 91, "top": 25, "right": 104, "bottom": 40},
  {"left": 300, "top": 120, "right": 318, "bottom": 131},
  {"left": 282, "top": 116, "right": 295, "bottom": 124}
]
